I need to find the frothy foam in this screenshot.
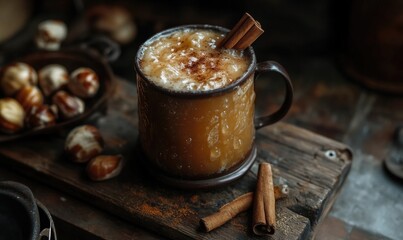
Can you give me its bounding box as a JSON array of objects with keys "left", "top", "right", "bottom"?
[{"left": 139, "top": 29, "right": 251, "bottom": 92}]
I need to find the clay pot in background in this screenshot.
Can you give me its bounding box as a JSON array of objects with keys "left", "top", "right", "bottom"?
[
  {"left": 0, "top": 0, "right": 32, "bottom": 44},
  {"left": 341, "top": 0, "right": 403, "bottom": 94}
]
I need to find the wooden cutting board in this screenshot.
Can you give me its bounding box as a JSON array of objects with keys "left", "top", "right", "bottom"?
[{"left": 0, "top": 79, "right": 352, "bottom": 240}]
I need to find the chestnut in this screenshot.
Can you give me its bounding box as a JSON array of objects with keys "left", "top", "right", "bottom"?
[
  {"left": 0, "top": 98, "right": 25, "bottom": 134},
  {"left": 52, "top": 90, "right": 85, "bottom": 119},
  {"left": 38, "top": 64, "right": 69, "bottom": 96},
  {"left": 0, "top": 62, "right": 38, "bottom": 96},
  {"left": 26, "top": 105, "right": 57, "bottom": 129},
  {"left": 86, "top": 155, "right": 123, "bottom": 181},
  {"left": 65, "top": 125, "right": 104, "bottom": 163},
  {"left": 86, "top": 4, "right": 137, "bottom": 44},
  {"left": 15, "top": 85, "right": 44, "bottom": 111},
  {"left": 68, "top": 67, "right": 100, "bottom": 98},
  {"left": 35, "top": 20, "right": 67, "bottom": 50},
  {"left": 112, "top": 23, "right": 137, "bottom": 45}
]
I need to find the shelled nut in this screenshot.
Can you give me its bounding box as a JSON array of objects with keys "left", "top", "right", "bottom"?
[
  {"left": 26, "top": 105, "right": 57, "bottom": 129},
  {"left": 0, "top": 98, "right": 25, "bottom": 133},
  {"left": 68, "top": 67, "right": 100, "bottom": 98},
  {"left": 86, "top": 155, "right": 123, "bottom": 181},
  {"left": 38, "top": 64, "right": 69, "bottom": 96},
  {"left": 35, "top": 20, "right": 67, "bottom": 50},
  {"left": 0, "top": 62, "right": 38, "bottom": 96},
  {"left": 15, "top": 85, "right": 44, "bottom": 111},
  {"left": 64, "top": 125, "right": 104, "bottom": 163},
  {"left": 52, "top": 90, "right": 85, "bottom": 119}
]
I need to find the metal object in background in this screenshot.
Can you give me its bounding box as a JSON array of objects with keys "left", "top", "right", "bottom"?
[
  {"left": 385, "top": 126, "right": 403, "bottom": 179},
  {"left": 0, "top": 181, "right": 57, "bottom": 240},
  {"left": 79, "top": 36, "right": 121, "bottom": 62}
]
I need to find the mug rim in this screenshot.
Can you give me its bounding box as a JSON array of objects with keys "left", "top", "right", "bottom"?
[{"left": 134, "top": 24, "right": 257, "bottom": 98}]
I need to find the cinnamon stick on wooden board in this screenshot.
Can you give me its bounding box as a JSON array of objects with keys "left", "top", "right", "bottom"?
[
  {"left": 218, "top": 12, "right": 264, "bottom": 50},
  {"left": 200, "top": 192, "right": 253, "bottom": 233},
  {"left": 253, "top": 162, "right": 276, "bottom": 235},
  {"left": 199, "top": 184, "right": 287, "bottom": 232}
]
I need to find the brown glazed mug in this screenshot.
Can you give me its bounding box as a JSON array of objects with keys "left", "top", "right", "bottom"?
[{"left": 134, "top": 25, "right": 293, "bottom": 189}]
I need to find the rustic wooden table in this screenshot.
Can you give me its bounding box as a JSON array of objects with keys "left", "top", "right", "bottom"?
[
  {"left": 1, "top": 0, "right": 402, "bottom": 236},
  {"left": 0, "top": 72, "right": 354, "bottom": 239}
]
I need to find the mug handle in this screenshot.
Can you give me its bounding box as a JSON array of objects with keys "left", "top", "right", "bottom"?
[{"left": 254, "top": 61, "right": 294, "bottom": 129}]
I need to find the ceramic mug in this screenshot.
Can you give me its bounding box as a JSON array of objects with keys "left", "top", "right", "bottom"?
[{"left": 134, "top": 25, "right": 293, "bottom": 189}]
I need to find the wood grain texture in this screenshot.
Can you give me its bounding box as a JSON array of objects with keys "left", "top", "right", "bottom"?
[
  {"left": 0, "top": 79, "right": 352, "bottom": 240},
  {"left": 0, "top": 167, "right": 165, "bottom": 240}
]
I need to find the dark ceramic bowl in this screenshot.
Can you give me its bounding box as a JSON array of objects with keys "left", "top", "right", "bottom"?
[{"left": 0, "top": 47, "right": 116, "bottom": 143}]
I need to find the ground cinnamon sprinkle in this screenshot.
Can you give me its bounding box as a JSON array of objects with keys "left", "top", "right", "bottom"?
[
  {"left": 138, "top": 196, "right": 196, "bottom": 228},
  {"left": 190, "top": 195, "right": 199, "bottom": 204},
  {"left": 139, "top": 203, "right": 163, "bottom": 217}
]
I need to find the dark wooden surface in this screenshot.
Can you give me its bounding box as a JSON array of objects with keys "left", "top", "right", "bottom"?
[
  {"left": 1, "top": 2, "right": 402, "bottom": 238},
  {"left": 0, "top": 167, "right": 164, "bottom": 240},
  {"left": 0, "top": 78, "right": 352, "bottom": 240}
]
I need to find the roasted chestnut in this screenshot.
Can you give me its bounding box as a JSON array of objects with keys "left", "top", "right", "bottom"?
[
  {"left": 86, "top": 155, "right": 123, "bottom": 181},
  {"left": 25, "top": 105, "right": 57, "bottom": 129},
  {"left": 52, "top": 91, "right": 85, "bottom": 119},
  {"left": 0, "top": 98, "right": 25, "bottom": 134},
  {"left": 64, "top": 125, "right": 104, "bottom": 163},
  {"left": 38, "top": 64, "right": 69, "bottom": 96},
  {"left": 68, "top": 67, "right": 99, "bottom": 98},
  {"left": 15, "top": 86, "right": 44, "bottom": 111},
  {"left": 0, "top": 62, "right": 38, "bottom": 96},
  {"left": 86, "top": 4, "right": 137, "bottom": 44},
  {"left": 35, "top": 20, "right": 67, "bottom": 50}
]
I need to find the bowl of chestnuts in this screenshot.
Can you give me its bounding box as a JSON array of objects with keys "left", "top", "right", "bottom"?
[{"left": 0, "top": 48, "right": 115, "bottom": 142}]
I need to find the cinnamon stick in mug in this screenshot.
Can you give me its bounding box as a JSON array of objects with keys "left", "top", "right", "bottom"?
[
  {"left": 218, "top": 12, "right": 264, "bottom": 50},
  {"left": 253, "top": 162, "right": 276, "bottom": 235},
  {"left": 233, "top": 23, "right": 264, "bottom": 50},
  {"left": 218, "top": 13, "right": 254, "bottom": 49}
]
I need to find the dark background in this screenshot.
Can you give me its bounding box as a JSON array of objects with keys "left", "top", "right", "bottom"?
[
  {"left": 1, "top": 1, "right": 402, "bottom": 240},
  {"left": 0, "top": 0, "right": 351, "bottom": 79}
]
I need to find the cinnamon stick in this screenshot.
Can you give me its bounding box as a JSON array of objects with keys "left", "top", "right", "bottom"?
[
  {"left": 218, "top": 12, "right": 264, "bottom": 50},
  {"left": 199, "top": 184, "right": 287, "bottom": 232},
  {"left": 200, "top": 192, "right": 253, "bottom": 232},
  {"left": 233, "top": 23, "right": 264, "bottom": 50},
  {"left": 253, "top": 162, "right": 276, "bottom": 235}
]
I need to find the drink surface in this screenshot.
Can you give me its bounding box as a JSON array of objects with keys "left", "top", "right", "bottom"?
[{"left": 139, "top": 29, "right": 251, "bottom": 92}]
